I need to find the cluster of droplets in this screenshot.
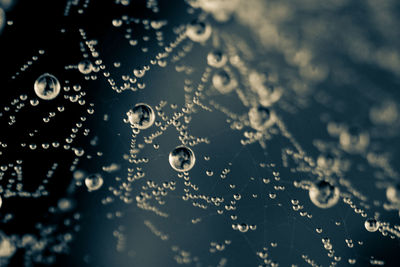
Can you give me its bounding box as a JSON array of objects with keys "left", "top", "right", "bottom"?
[{"left": 232, "top": 222, "right": 257, "bottom": 233}]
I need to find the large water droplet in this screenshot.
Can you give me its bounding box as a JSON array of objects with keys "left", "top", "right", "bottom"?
[
  {"left": 309, "top": 180, "right": 340, "bottom": 209},
  {"left": 34, "top": 73, "right": 61, "bottom": 100},
  {"left": 126, "top": 103, "right": 156, "bottom": 130},
  {"left": 169, "top": 146, "right": 196, "bottom": 172}
]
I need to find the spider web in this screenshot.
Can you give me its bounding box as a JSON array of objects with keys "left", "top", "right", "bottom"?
[{"left": 0, "top": 0, "right": 400, "bottom": 266}]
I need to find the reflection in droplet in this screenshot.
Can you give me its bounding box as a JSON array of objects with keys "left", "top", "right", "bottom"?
[
  {"left": 186, "top": 19, "right": 212, "bottom": 43},
  {"left": 169, "top": 146, "right": 196, "bottom": 172},
  {"left": 78, "top": 60, "right": 93, "bottom": 74},
  {"left": 212, "top": 69, "right": 237, "bottom": 94},
  {"left": 207, "top": 50, "right": 227, "bottom": 68},
  {"left": 85, "top": 173, "right": 104, "bottom": 192},
  {"left": 309, "top": 180, "right": 340, "bottom": 209},
  {"left": 248, "top": 106, "right": 275, "bottom": 131},
  {"left": 126, "top": 103, "right": 155, "bottom": 130},
  {"left": 34, "top": 73, "right": 61, "bottom": 100},
  {"left": 364, "top": 218, "right": 379, "bottom": 232}
]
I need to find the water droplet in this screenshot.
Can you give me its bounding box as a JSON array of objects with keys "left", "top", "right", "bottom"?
[
  {"left": 126, "top": 103, "right": 156, "bottom": 130},
  {"left": 169, "top": 146, "right": 196, "bottom": 172},
  {"left": 364, "top": 218, "right": 379, "bottom": 232},
  {"left": 186, "top": 19, "right": 212, "bottom": 43},
  {"left": 386, "top": 184, "right": 400, "bottom": 204},
  {"left": 85, "top": 173, "right": 104, "bottom": 192},
  {"left": 207, "top": 50, "right": 227, "bottom": 68},
  {"left": 309, "top": 180, "right": 340, "bottom": 209},
  {"left": 248, "top": 106, "right": 274, "bottom": 131},
  {"left": 34, "top": 73, "right": 61, "bottom": 100},
  {"left": 78, "top": 60, "right": 93, "bottom": 74},
  {"left": 212, "top": 69, "right": 237, "bottom": 94}
]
